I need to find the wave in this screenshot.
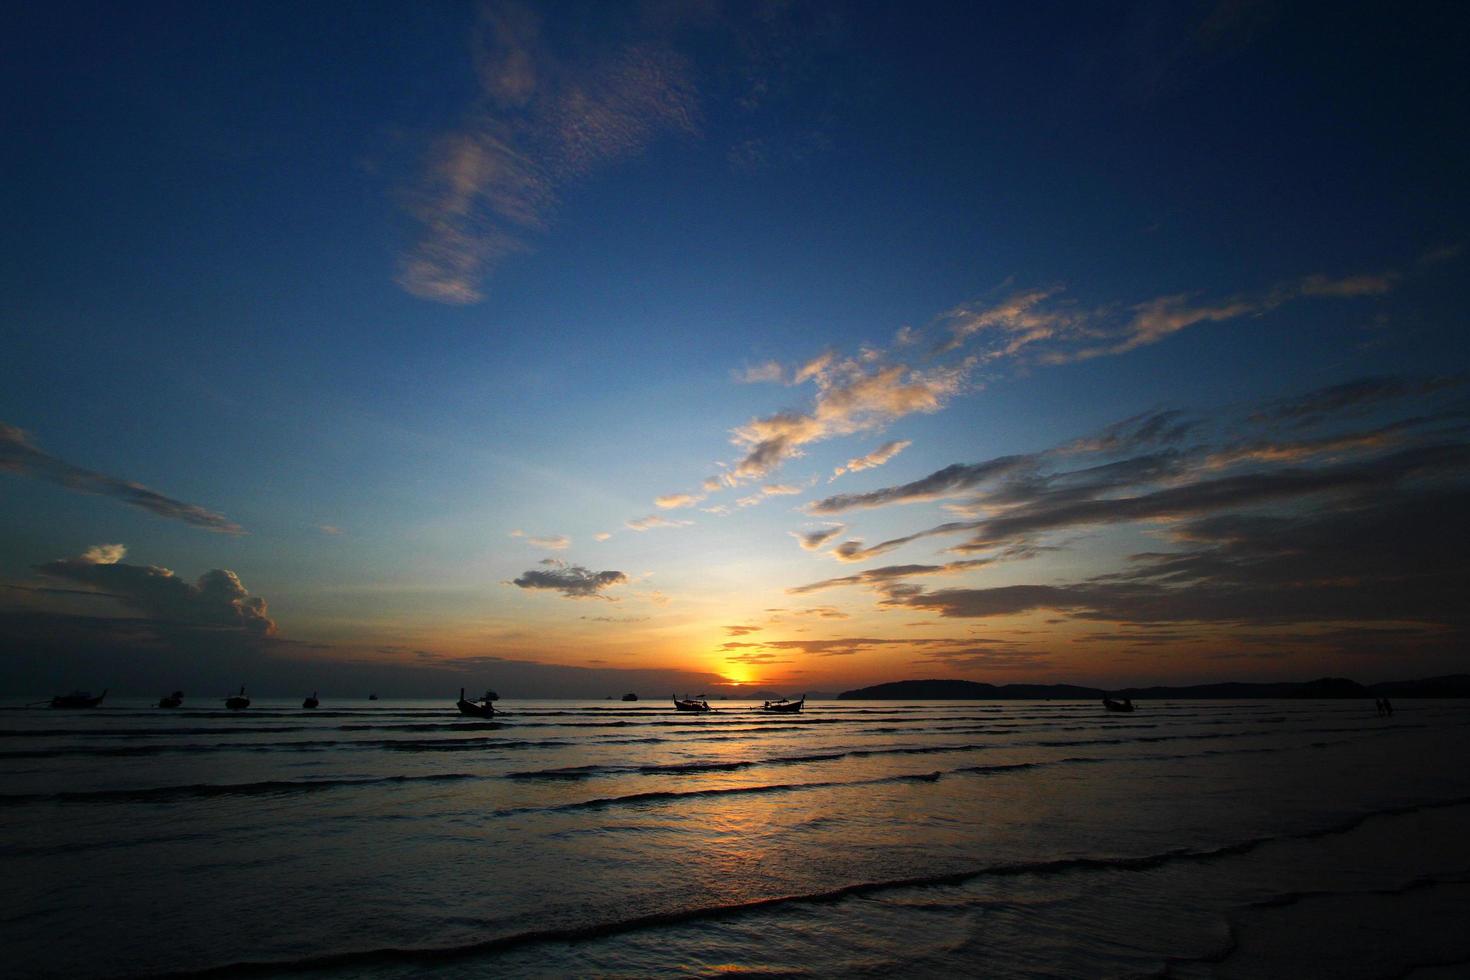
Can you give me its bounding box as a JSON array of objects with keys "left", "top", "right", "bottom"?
[
  {"left": 0, "top": 772, "right": 478, "bottom": 806},
  {"left": 149, "top": 794, "right": 1470, "bottom": 979}
]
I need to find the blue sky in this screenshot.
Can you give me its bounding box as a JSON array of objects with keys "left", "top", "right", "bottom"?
[{"left": 2, "top": 1, "right": 1467, "bottom": 696}]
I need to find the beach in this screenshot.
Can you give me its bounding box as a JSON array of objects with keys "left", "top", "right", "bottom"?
[{"left": 3, "top": 698, "right": 1468, "bottom": 978}]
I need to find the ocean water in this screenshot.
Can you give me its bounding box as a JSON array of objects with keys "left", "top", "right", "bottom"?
[{"left": 3, "top": 697, "right": 1469, "bottom": 978}]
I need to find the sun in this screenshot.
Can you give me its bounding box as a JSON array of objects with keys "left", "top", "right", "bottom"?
[{"left": 721, "top": 664, "right": 756, "bottom": 686}]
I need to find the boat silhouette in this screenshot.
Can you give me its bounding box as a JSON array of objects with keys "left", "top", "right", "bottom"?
[
  {"left": 762, "top": 695, "right": 805, "bottom": 714},
  {"left": 621, "top": 692, "right": 638, "bottom": 701},
  {"left": 50, "top": 689, "right": 106, "bottom": 709},
  {"left": 225, "top": 686, "right": 250, "bottom": 710},
  {"left": 673, "top": 694, "right": 711, "bottom": 712},
  {"left": 456, "top": 688, "right": 496, "bottom": 718},
  {"left": 302, "top": 692, "right": 319, "bottom": 709},
  {"left": 158, "top": 691, "right": 183, "bottom": 709},
  {"left": 1102, "top": 696, "right": 1135, "bottom": 713}
]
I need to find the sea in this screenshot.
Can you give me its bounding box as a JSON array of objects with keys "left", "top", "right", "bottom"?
[{"left": 3, "top": 697, "right": 1469, "bottom": 979}]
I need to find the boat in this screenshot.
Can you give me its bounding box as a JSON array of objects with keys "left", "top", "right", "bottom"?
[
  {"left": 225, "top": 686, "right": 251, "bottom": 710},
  {"left": 50, "top": 689, "right": 106, "bottom": 709},
  {"left": 621, "top": 692, "right": 638, "bottom": 702},
  {"left": 672, "top": 694, "right": 711, "bottom": 712},
  {"left": 368, "top": 693, "right": 379, "bottom": 701},
  {"left": 303, "top": 691, "right": 319, "bottom": 709},
  {"left": 762, "top": 695, "right": 805, "bottom": 714},
  {"left": 158, "top": 690, "right": 183, "bottom": 708},
  {"left": 1102, "top": 696, "right": 1135, "bottom": 713},
  {"left": 456, "top": 688, "right": 496, "bottom": 718}
]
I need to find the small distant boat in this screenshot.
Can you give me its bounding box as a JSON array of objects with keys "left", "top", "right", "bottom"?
[
  {"left": 50, "top": 689, "right": 106, "bottom": 709},
  {"left": 673, "top": 694, "right": 711, "bottom": 712},
  {"left": 303, "top": 692, "right": 319, "bottom": 709},
  {"left": 158, "top": 690, "right": 183, "bottom": 709},
  {"left": 456, "top": 688, "right": 496, "bottom": 718},
  {"left": 1102, "top": 697, "right": 1135, "bottom": 713},
  {"left": 762, "top": 695, "right": 805, "bottom": 714},
  {"left": 621, "top": 692, "right": 638, "bottom": 702},
  {"left": 225, "top": 686, "right": 251, "bottom": 710},
  {"left": 368, "top": 693, "right": 379, "bottom": 701}
]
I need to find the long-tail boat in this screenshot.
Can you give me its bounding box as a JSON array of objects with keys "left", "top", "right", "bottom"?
[
  {"left": 673, "top": 694, "right": 711, "bottom": 712},
  {"left": 225, "top": 686, "right": 251, "bottom": 710},
  {"left": 50, "top": 689, "right": 106, "bottom": 708},
  {"left": 158, "top": 691, "right": 183, "bottom": 708},
  {"left": 762, "top": 695, "right": 805, "bottom": 714},
  {"left": 456, "top": 688, "right": 496, "bottom": 718},
  {"left": 303, "top": 692, "right": 319, "bottom": 709}
]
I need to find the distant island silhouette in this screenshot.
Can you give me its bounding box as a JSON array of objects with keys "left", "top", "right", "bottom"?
[{"left": 838, "top": 675, "right": 1470, "bottom": 700}]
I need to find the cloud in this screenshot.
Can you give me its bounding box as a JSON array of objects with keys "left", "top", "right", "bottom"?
[
  {"left": 510, "top": 563, "right": 628, "bottom": 599},
  {"left": 1248, "top": 375, "right": 1466, "bottom": 426},
  {"left": 625, "top": 514, "right": 694, "bottom": 531},
  {"left": 35, "top": 544, "right": 275, "bottom": 634},
  {"left": 938, "top": 287, "right": 1077, "bottom": 355},
  {"left": 732, "top": 361, "right": 784, "bottom": 384},
  {"left": 889, "top": 483, "right": 1470, "bottom": 632},
  {"left": 791, "top": 525, "right": 844, "bottom": 551},
  {"left": 317, "top": 525, "right": 344, "bottom": 536},
  {"left": 1060, "top": 410, "right": 1200, "bottom": 455},
  {"left": 396, "top": 3, "right": 698, "bottom": 303},
  {"left": 655, "top": 492, "right": 706, "bottom": 509},
  {"left": 808, "top": 454, "right": 1037, "bottom": 514},
  {"left": 528, "top": 534, "right": 570, "bottom": 550},
  {"left": 831, "top": 439, "right": 911, "bottom": 479},
  {"left": 789, "top": 379, "right": 1470, "bottom": 657},
  {"left": 593, "top": 532, "right": 613, "bottom": 542},
  {"left": 724, "top": 624, "right": 762, "bottom": 636},
  {"left": 789, "top": 558, "right": 998, "bottom": 595},
  {"left": 734, "top": 482, "right": 806, "bottom": 509},
  {"left": 729, "top": 357, "right": 970, "bottom": 481},
  {"left": 940, "top": 272, "right": 1400, "bottom": 368},
  {"left": 1, "top": 423, "right": 244, "bottom": 534}
]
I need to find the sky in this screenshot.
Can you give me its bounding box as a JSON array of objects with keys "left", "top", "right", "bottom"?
[{"left": 2, "top": 0, "right": 1468, "bottom": 697}]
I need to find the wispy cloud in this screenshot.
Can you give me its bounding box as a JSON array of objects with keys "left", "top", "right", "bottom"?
[
  {"left": 625, "top": 514, "right": 694, "bottom": 531},
  {"left": 831, "top": 439, "right": 911, "bottom": 480},
  {"left": 510, "top": 530, "right": 571, "bottom": 549},
  {"left": 396, "top": 2, "right": 698, "bottom": 304},
  {"left": 1, "top": 423, "right": 244, "bottom": 534},
  {"left": 728, "top": 357, "right": 970, "bottom": 481},
  {"left": 655, "top": 492, "right": 706, "bottom": 509},
  {"left": 938, "top": 272, "right": 1401, "bottom": 368},
  {"left": 732, "top": 361, "right": 784, "bottom": 384}
]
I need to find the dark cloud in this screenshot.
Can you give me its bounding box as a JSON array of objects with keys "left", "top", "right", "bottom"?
[
  {"left": 34, "top": 545, "right": 274, "bottom": 634},
  {"left": 0, "top": 423, "right": 244, "bottom": 534},
  {"left": 789, "top": 559, "right": 995, "bottom": 595},
  {"left": 511, "top": 563, "right": 628, "bottom": 599},
  {"left": 889, "top": 484, "right": 1470, "bottom": 634},
  {"left": 807, "top": 454, "right": 1037, "bottom": 514},
  {"left": 952, "top": 442, "right": 1470, "bottom": 553},
  {"left": 724, "top": 624, "right": 762, "bottom": 636},
  {"left": 1062, "top": 409, "right": 1200, "bottom": 454},
  {"left": 1248, "top": 375, "right": 1465, "bottom": 426},
  {"left": 791, "top": 525, "right": 844, "bottom": 550}
]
